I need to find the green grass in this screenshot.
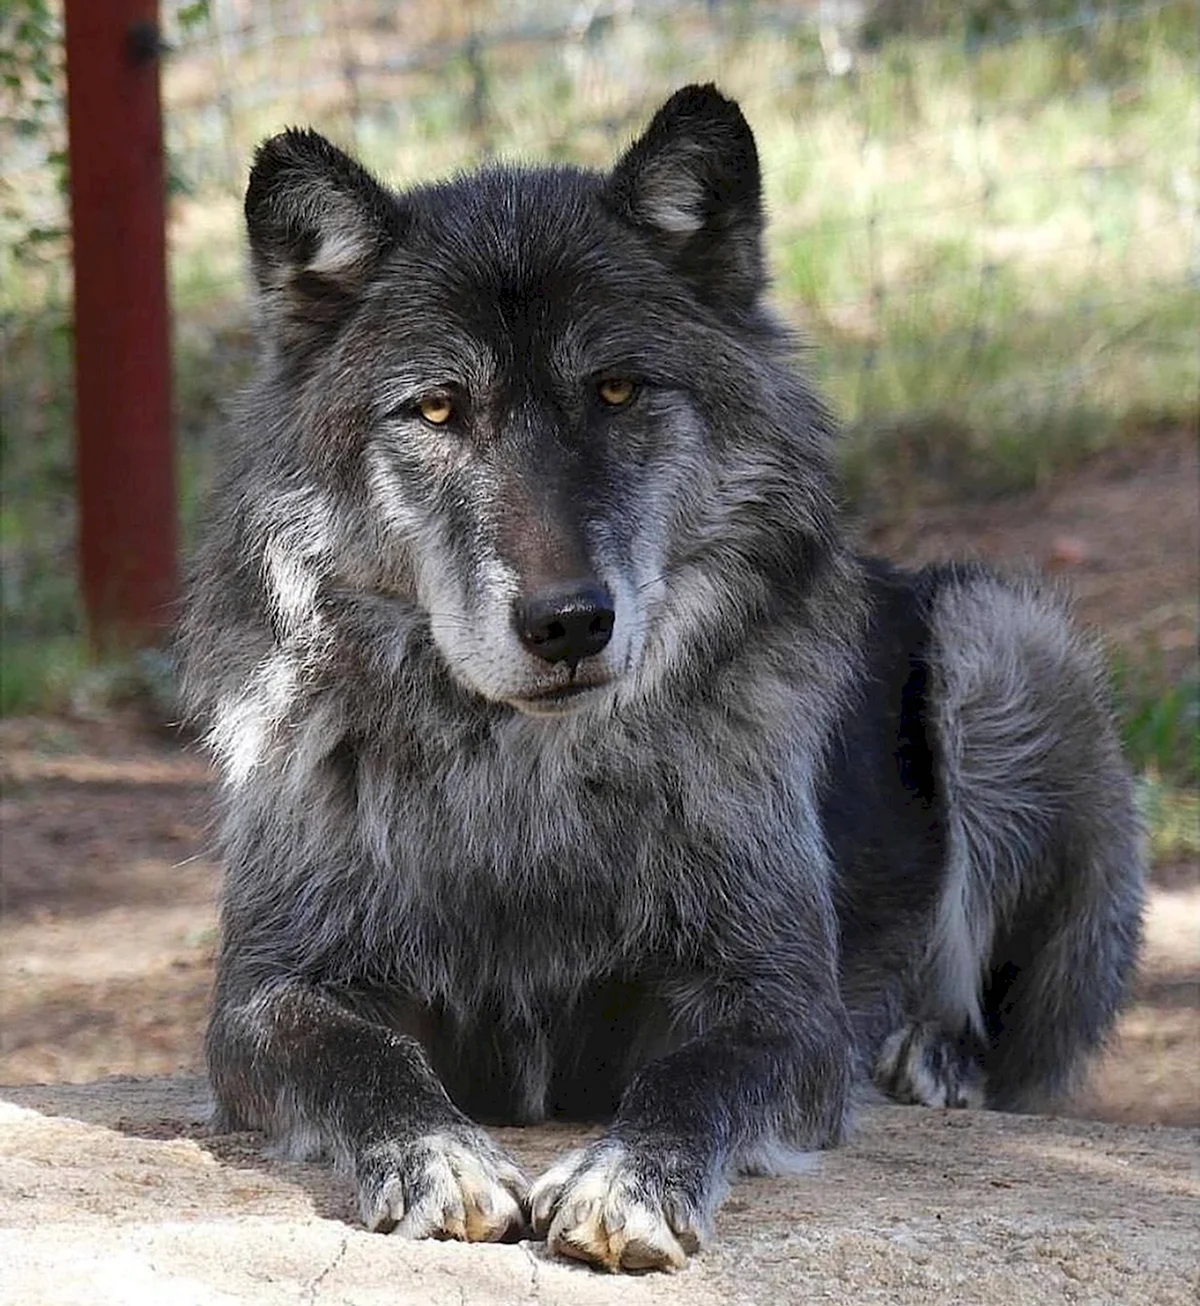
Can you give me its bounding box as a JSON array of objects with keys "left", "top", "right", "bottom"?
[
  {"left": 0, "top": 635, "right": 88, "bottom": 715},
  {"left": 0, "top": 299, "right": 77, "bottom": 639},
  {"left": 1111, "top": 653, "right": 1200, "bottom": 865},
  {"left": 754, "top": 8, "right": 1200, "bottom": 506},
  {"left": 0, "top": 636, "right": 178, "bottom": 718},
  {"left": 1139, "top": 777, "right": 1200, "bottom": 867},
  {"left": 1113, "top": 656, "right": 1200, "bottom": 790}
]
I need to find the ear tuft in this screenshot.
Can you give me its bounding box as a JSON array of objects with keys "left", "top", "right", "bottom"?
[
  {"left": 606, "top": 85, "right": 764, "bottom": 310},
  {"left": 245, "top": 129, "right": 405, "bottom": 346}
]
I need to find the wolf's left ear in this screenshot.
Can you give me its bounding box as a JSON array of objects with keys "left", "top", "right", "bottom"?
[
  {"left": 605, "top": 85, "right": 764, "bottom": 312},
  {"left": 245, "top": 128, "right": 406, "bottom": 347}
]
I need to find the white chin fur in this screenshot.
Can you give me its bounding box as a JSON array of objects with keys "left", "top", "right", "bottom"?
[{"left": 505, "top": 682, "right": 616, "bottom": 718}]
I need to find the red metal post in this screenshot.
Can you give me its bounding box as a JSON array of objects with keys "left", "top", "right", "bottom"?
[{"left": 64, "top": 0, "right": 177, "bottom": 651}]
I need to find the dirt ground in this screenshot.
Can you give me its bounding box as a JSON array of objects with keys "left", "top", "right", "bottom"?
[
  {"left": 4, "top": 1078, "right": 1197, "bottom": 1306},
  {"left": 1, "top": 427, "right": 1196, "bottom": 1125}
]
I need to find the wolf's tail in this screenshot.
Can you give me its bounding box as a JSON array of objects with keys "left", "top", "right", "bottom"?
[{"left": 925, "top": 569, "right": 1144, "bottom": 1110}]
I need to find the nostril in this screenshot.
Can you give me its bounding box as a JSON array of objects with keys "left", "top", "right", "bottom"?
[{"left": 514, "top": 582, "right": 615, "bottom": 665}]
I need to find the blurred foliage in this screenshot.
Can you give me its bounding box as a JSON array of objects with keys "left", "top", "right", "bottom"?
[
  {"left": 1114, "top": 654, "right": 1200, "bottom": 790},
  {"left": 1, "top": 0, "right": 59, "bottom": 120},
  {"left": 0, "top": 0, "right": 66, "bottom": 259},
  {"left": 863, "top": 0, "right": 1170, "bottom": 44},
  {"left": 176, "top": 1, "right": 211, "bottom": 30},
  {"left": 1139, "top": 777, "right": 1200, "bottom": 867}
]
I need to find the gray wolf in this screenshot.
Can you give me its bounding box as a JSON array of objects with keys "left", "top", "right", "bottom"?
[{"left": 180, "top": 85, "right": 1144, "bottom": 1272}]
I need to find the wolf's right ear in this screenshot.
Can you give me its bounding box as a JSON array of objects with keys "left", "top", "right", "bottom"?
[
  {"left": 245, "top": 129, "right": 405, "bottom": 346},
  {"left": 605, "top": 85, "right": 764, "bottom": 313}
]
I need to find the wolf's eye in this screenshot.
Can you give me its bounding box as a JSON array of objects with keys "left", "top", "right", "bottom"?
[
  {"left": 417, "top": 394, "right": 454, "bottom": 425},
  {"left": 597, "top": 378, "right": 637, "bottom": 407}
]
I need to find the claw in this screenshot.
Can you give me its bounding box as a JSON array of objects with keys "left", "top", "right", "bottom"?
[
  {"left": 531, "top": 1141, "right": 704, "bottom": 1273},
  {"left": 358, "top": 1132, "right": 527, "bottom": 1243}
]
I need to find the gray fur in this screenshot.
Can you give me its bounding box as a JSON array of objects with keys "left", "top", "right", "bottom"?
[
  {"left": 179, "top": 86, "right": 1144, "bottom": 1271},
  {"left": 924, "top": 573, "right": 1144, "bottom": 1108}
]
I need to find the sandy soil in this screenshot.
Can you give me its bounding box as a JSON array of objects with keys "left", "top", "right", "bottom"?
[{"left": 1, "top": 427, "right": 1196, "bottom": 1123}]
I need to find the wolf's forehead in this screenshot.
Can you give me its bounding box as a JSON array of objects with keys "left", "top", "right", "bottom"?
[
  {"left": 407, "top": 167, "right": 625, "bottom": 298},
  {"left": 417, "top": 164, "right": 602, "bottom": 248},
  {"left": 371, "top": 177, "right": 651, "bottom": 372}
]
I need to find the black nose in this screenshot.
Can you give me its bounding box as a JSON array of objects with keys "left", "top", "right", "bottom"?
[{"left": 514, "top": 582, "right": 615, "bottom": 666}]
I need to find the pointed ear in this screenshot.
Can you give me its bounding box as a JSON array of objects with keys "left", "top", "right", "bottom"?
[
  {"left": 605, "top": 85, "right": 765, "bottom": 312},
  {"left": 244, "top": 129, "right": 405, "bottom": 348}
]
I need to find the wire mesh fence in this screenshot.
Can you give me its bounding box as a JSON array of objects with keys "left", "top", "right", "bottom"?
[{"left": 1, "top": 0, "right": 1197, "bottom": 644}]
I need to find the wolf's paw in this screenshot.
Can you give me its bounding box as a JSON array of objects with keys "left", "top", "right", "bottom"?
[
  {"left": 875, "top": 1021, "right": 985, "bottom": 1109},
  {"left": 529, "top": 1139, "right": 708, "bottom": 1272},
  {"left": 356, "top": 1130, "right": 527, "bottom": 1241}
]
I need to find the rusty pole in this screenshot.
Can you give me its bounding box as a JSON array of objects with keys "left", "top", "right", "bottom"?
[{"left": 63, "top": 0, "right": 177, "bottom": 651}]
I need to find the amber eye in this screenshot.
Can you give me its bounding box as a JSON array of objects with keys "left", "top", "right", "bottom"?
[
  {"left": 417, "top": 393, "right": 454, "bottom": 425},
  {"left": 597, "top": 378, "right": 637, "bottom": 407}
]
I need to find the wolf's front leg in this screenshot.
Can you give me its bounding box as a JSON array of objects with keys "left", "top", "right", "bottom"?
[
  {"left": 530, "top": 1011, "right": 851, "bottom": 1271},
  {"left": 208, "top": 978, "right": 527, "bottom": 1241}
]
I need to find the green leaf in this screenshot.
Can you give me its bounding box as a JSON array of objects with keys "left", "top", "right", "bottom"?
[{"left": 177, "top": 1, "right": 211, "bottom": 32}]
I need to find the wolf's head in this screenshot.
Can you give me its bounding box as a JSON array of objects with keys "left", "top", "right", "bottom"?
[{"left": 232, "top": 86, "right": 838, "bottom": 719}]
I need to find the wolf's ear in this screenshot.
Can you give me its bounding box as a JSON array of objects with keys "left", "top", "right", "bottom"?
[
  {"left": 605, "top": 85, "right": 764, "bottom": 312},
  {"left": 245, "top": 129, "right": 405, "bottom": 346}
]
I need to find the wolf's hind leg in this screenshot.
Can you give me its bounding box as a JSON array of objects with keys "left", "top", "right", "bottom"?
[{"left": 874, "top": 1021, "right": 985, "bottom": 1108}]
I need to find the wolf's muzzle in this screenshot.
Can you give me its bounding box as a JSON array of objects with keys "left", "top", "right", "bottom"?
[{"left": 513, "top": 582, "right": 615, "bottom": 668}]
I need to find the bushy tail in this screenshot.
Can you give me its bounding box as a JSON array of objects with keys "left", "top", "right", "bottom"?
[{"left": 927, "top": 569, "right": 1144, "bottom": 1111}]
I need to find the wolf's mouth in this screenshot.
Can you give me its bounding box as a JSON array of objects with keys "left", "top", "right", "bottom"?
[{"left": 509, "top": 680, "right": 613, "bottom": 715}]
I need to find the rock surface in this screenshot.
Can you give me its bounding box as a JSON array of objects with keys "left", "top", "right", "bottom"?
[{"left": 1, "top": 1076, "right": 1196, "bottom": 1305}]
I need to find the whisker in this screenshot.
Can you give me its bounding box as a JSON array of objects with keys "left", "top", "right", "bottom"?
[{"left": 634, "top": 572, "right": 669, "bottom": 596}]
